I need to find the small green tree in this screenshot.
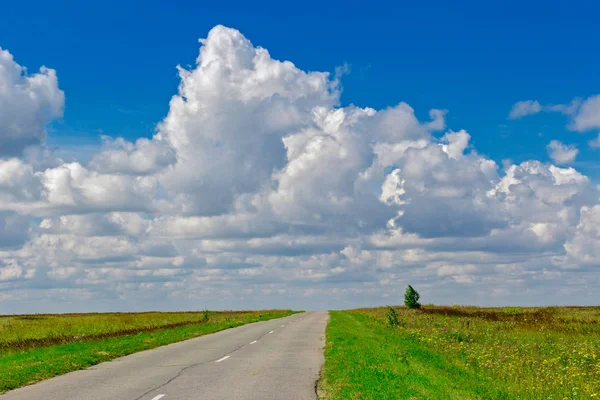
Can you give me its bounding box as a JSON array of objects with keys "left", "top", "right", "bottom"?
[
  {"left": 404, "top": 285, "right": 421, "bottom": 309},
  {"left": 386, "top": 306, "right": 400, "bottom": 327},
  {"left": 203, "top": 308, "right": 210, "bottom": 322}
]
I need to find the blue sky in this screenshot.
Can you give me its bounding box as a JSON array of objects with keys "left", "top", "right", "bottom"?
[
  {"left": 1, "top": 1, "right": 599, "bottom": 312},
  {"left": 2, "top": 0, "right": 599, "bottom": 173}
]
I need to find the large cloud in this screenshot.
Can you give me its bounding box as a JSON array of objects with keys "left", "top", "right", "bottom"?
[
  {"left": 561, "top": 205, "right": 600, "bottom": 267},
  {"left": 381, "top": 130, "right": 503, "bottom": 238},
  {"left": 1, "top": 26, "right": 599, "bottom": 312},
  {"left": 89, "top": 136, "right": 176, "bottom": 175},
  {"left": 155, "top": 26, "right": 338, "bottom": 216},
  {"left": 0, "top": 159, "right": 159, "bottom": 216},
  {"left": 0, "top": 48, "right": 64, "bottom": 156}
]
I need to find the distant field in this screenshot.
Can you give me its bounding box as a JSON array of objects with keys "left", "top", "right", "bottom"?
[
  {"left": 319, "top": 306, "right": 600, "bottom": 400},
  {"left": 0, "top": 310, "right": 263, "bottom": 351},
  {"left": 0, "top": 309, "right": 296, "bottom": 393}
]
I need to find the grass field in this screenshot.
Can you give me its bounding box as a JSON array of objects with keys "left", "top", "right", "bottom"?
[
  {"left": 319, "top": 306, "right": 600, "bottom": 400},
  {"left": 0, "top": 309, "right": 296, "bottom": 394}
]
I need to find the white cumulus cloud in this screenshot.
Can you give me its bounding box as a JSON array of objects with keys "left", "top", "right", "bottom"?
[
  {"left": 571, "top": 95, "right": 600, "bottom": 132},
  {"left": 0, "top": 47, "right": 64, "bottom": 156},
  {"left": 547, "top": 140, "right": 579, "bottom": 165},
  {"left": 1, "top": 26, "right": 599, "bottom": 312}
]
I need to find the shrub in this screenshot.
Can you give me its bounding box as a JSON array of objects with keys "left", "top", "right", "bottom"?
[
  {"left": 404, "top": 285, "right": 421, "bottom": 309},
  {"left": 203, "top": 308, "right": 210, "bottom": 322},
  {"left": 386, "top": 306, "right": 400, "bottom": 327}
]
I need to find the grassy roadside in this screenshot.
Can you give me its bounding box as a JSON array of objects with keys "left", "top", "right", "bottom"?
[
  {"left": 0, "top": 310, "right": 296, "bottom": 394},
  {"left": 319, "top": 311, "right": 508, "bottom": 400},
  {"left": 0, "top": 310, "right": 279, "bottom": 351},
  {"left": 318, "top": 308, "right": 600, "bottom": 400}
]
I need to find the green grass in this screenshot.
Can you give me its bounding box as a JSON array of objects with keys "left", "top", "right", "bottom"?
[
  {"left": 0, "top": 311, "right": 260, "bottom": 350},
  {"left": 319, "top": 307, "right": 600, "bottom": 400},
  {"left": 0, "top": 310, "right": 296, "bottom": 393}
]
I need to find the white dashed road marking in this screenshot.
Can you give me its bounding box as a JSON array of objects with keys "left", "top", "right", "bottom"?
[
  {"left": 269, "top": 330, "right": 274, "bottom": 334},
  {"left": 250, "top": 340, "right": 257, "bottom": 344},
  {"left": 151, "top": 395, "right": 165, "bottom": 400},
  {"left": 215, "top": 355, "right": 230, "bottom": 363}
]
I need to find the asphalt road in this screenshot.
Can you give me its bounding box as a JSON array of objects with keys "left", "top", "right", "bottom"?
[{"left": 1, "top": 312, "right": 328, "bottom": 400}]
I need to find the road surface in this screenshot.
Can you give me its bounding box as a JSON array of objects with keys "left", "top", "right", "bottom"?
[{"left": 1, "top": 312, "right": 328, "bottom": 400}]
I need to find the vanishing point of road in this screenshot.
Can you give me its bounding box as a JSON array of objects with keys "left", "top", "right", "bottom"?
[{"left": 1, "top": 312, "right": 329, "bottom": 400}]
